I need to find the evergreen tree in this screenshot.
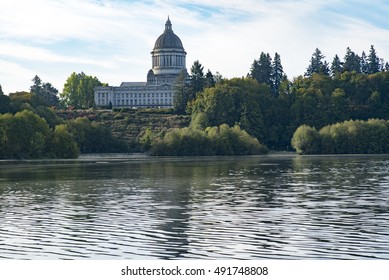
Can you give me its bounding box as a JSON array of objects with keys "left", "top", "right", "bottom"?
[
  {"left": 330, "top": 54, "right": 343, "bottom": 76},
  {"left": 205, "top": 69, "right": 215, "bottom": 88},
  {"left": 360, "top": 51, "right": 369, "bottom": 74},
  {"left": 30, "top": 75, "right": 42, "bottom": 94},
  {"left": 385, "top": 62, "right": 389, "bottom": 72},
  {"left": 305, "top": 48, "right": 329, "bottom": 77},
  {"left": 173, "top": 71, "right": 189, "bottom": 114},
  {"left": 30, "top": 75, "right": 59, "bottom": 107},
  {"left": 367, "top": 45, "right": 380, "bottom": 74},
  {"left": 214, "top": 72, "right": 224, "bottom": 84},
  {"left": 379, "top": 58, "right": 386, "bottom": 72},
  {"left": 190, "top": 60, "right": 205, "bottom": 96},
  {"left": 343, "top": 47, "right": 361, "bottom": 73},
  {"left": 0, "top": 85, "right": 12, "bottom": 114},
  {"left": 250, "top": 52, "right": 272, "bottom": 86},
  {"left": 271, "top": 52, "right": 284, "bottom": 96}
]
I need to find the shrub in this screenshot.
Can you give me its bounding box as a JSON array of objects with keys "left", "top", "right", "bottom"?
[
  {"left": 292, "top": 119, "right": 389, "bottom": 154},
  {"left": 291, "top": 125, "right": 320, "bottom": 154},
  {"left": 150, "top": 124, "right": 268, "bottom": 156}
]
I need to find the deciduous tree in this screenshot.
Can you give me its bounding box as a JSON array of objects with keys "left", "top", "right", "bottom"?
[{"left": 61, "top": 72, "right": 103, "bottom": 108}]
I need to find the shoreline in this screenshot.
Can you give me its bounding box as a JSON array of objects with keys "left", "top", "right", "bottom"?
[{"left": 1, "top": 152, "right": 389, "bottom": 165}]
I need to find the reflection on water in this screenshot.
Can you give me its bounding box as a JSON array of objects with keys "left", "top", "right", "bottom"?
[{"left": 0, "top": 155, "right": 389, "bottom": 259}]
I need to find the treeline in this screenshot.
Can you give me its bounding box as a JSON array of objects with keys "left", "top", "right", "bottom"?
[
  {"left": 306, "top": 46, "right": 388, "bottom": 77},
  {"left": 0, "top": 112, "right": 128, "bottom": 159},
  {"left": 150, "top": 124, "right": 268, "bottom": 156},
  {"left": 0, "top": 110, "right": 77, "bottom": 159},
  {"left": 0, "top": 74, "right": 127, "bottom": 159},
  {"left": 0, "top": 110, "right": 127, "bottom": 159},
  {"left": 1, "top": 44, "right": 389, "bottom": 157},
  {"left": 291, "top": 119, "right": 389, "bottom": 154},
  {"left": 175, "top": 45, "right": 389, "bottom": 152}
]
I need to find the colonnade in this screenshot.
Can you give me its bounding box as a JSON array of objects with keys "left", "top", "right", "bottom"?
[{"left": 152, "top": 54, "right": 186, "bottom": 67}]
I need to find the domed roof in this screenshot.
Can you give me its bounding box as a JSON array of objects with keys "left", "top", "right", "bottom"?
[{"left": 154, "top": 17, "right": 184, "bottom": 49}]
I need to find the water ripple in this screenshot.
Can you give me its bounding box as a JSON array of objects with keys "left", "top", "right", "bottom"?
[{"left": 0, "top": 156, "right": 388, "bottom": 259}]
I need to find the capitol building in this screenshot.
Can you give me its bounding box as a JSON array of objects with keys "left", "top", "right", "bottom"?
[{"left": 94, "top": 17, "right": 187, "bottom": 108}]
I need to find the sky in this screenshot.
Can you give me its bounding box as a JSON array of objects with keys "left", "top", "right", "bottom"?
[{"left": 0, "top": 0, "right": 389, "bottom": 94}]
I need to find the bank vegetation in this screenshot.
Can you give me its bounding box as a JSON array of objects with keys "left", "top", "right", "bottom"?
[{"left": 1, "top": 45, "right": 389, "bottom": 158}]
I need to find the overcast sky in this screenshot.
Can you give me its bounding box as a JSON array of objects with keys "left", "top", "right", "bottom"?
[{"left": 0, "top": 0, "right": 388, "bottom": 94}]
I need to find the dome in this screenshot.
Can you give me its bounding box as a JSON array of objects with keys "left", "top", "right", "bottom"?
[{"left": 154, "top": 17, "right": 184, "bottom": 49}]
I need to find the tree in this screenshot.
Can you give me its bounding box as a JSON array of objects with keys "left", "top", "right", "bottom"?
[
  {"left": 305, "top": 48, "right": 329, "bottom": 77},
  {"left": 367, "top": 45, "right": 381, "bottom": 74},
  {"left": 139, "top": 127, "right": 155, "bottom": 152},
  {"left": 173, "top": 71, "right": 189, "bottom": 114},
  {"left": 214, "top": 72, "right": 224, "bottom": 83},
  {"left": 360, "top": 51, "right": 369, "bottom": 74},
  {"left": 0, "top": 110, "right": 52, "bottom": 159},
  {"left": 64, "top": 117, "right": 127, "bottom": 153},
  {"left": 30, "top": 75, "right": 42, "bottom": 94},
  {"left": 51, "top": 125, "right": 79, "bottom": 158},
  {"left": 271, "top": 52, "right": 285, "bottom": 96},
  {"left": 9, "top": 91, "right": 40, "bottom": 110},
  {"left": 30, "top": 75, "right": 59, "bottom": 107},
  {"left": 0, "top": 113, "right": 12, "bottom": 158},
  {"left": 331, "top": 55, "right": 343, "bottom": 76},
  {"left": 343, "top": 47, "right": 361, "bottom": 73},
  {"left": 61, "top": 72, "right": 103, "bottom": 108},
  {"left": 250, "top": 52, "right": 272, "bottom": 86},
  {"left": 385, "top": 62, "right": 389, "bottom": 72},
  {"left": 190, "top": 78, "right": 267, "bottom": 141},
  {"left": 205, "top": 69, "right": 215, "bottom": 88},
  {"left": 0, "top": 85, "right": 12, "bottom": 114},
  {"left": 190, "top": 60, "right": 205, "bottom": 97}
]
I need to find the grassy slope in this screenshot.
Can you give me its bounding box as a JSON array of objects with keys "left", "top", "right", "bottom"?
[{"left": 57, "top": 109, "right": 190, "bottom": 150}]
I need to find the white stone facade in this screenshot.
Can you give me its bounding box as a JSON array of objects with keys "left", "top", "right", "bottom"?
[
  {"left": 94, "top": 17, "right": 187, "bottom": 109},
  {"left": 95, "top": 83, "right": 174, "bottom": 108}
]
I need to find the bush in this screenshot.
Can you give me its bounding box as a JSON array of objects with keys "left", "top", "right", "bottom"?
[
  {"left": 291, "top": 125, "right": 320, "bottom": 154},
  {"left": 150, "top": 124, "right": 268, "bottom": 156},
  {"left": 291, "top": 119, "right": 389, "bottom": 154}
]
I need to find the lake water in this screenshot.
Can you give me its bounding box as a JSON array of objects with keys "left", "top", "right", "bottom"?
[{"left": 0, "top": 155, "right": 388, "bottom": 260}]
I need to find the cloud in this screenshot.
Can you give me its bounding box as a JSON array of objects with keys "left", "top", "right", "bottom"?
[
  {"left": 0, "top": 59, "right": 35, "bottom": 93},
  {"left": 0, "top": 0, "right": 388, "bottom": 93}
]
